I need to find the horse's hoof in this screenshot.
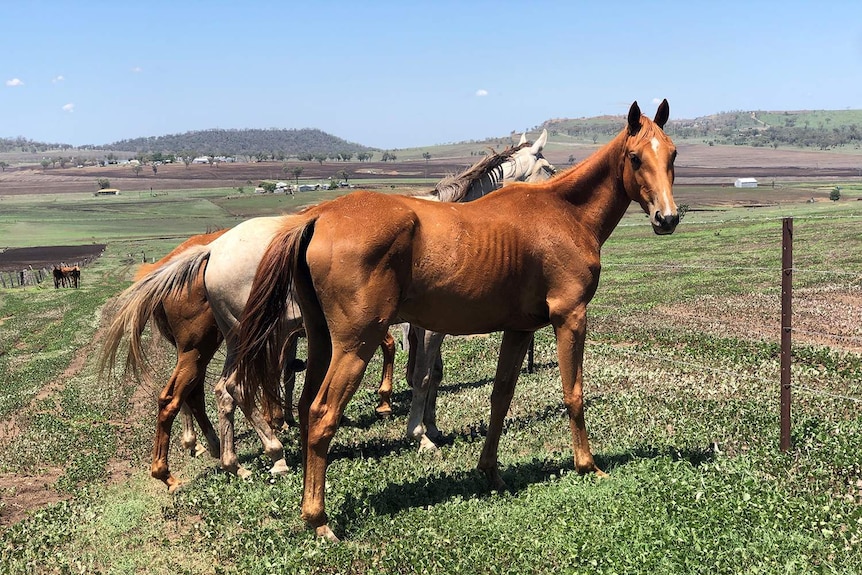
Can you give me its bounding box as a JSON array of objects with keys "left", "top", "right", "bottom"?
[
  {"left": 237, "top": 466, "right": 253, "bottom": 480},
  {"left": 418, "top": 436, "right": 440, "bottom": 453},
  {"left": 375, "top": 408, "right": 393, "bottom": 419},
  {"left": 269, "top": 459, "right": 290, "bottom": 476},
  {"left": 168, "top": 481, "right": 186, "bottom": 494},
  {"left": 315, "top": 525, "right": 340, "bottom": 542},
  {"left": 193, "top": 443, "right": 208, "bottom": 458}
]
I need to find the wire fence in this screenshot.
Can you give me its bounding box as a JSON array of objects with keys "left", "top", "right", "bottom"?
[{"left": 590, "top": 216, "right": 862, "bottom": 450}]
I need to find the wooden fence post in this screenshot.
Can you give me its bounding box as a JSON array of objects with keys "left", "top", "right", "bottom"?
[{"left": 780, "top": 217, "right": 793, "bottom": 452}]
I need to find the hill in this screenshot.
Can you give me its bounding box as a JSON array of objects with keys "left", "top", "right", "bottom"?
[
  {"left": 3, "top": 109, "right": 862, "bottom": 168},
  {"left": 93, "top": 128, "right": 375, "bottom": 158},
  {"left": 542, "top": 109, "right": 862, "bottom": 150}
]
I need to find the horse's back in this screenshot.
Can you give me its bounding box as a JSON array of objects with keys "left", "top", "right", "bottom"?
[
  {"left": 204, "top": 215, "right": 298, "bottom": 333},
  {"left": 135, "top": 229, "right": 229, "bottom": 281}
]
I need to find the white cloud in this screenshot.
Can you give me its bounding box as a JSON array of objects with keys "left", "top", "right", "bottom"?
[
  {"left": 62, "top": 103, "right": 74, "bottom": 113},
  {"left": 53, "top": 75, "right": 65, "bottom": 83},
  {"left": 652, "top": 97, "right": 663, "bottom": 105},
  {"left": 6, "top": 78, "right": 23, "bottom": 87},
  {"left": 131, "top": 66, "right": 142, "bottom": 73},
  {"left": 475, "top": 89, "right": 489, "bottom": 97}
]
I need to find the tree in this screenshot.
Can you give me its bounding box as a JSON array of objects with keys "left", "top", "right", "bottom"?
[
  {"left": 40, "top": 159, "right": 49, "bottom": 171},
  {"left": 152, "top": 164, "right": 158, "bottom": 175},
  {"left": 830, "top": 187, "right": 841, "bottom": 201},
  {"left": 338, "top": 169, "right": 349, "bottom": 184},
  {"left": 132, "top": 164, "right": 143, "bottom": 177},
  {"left": 422, "top": 151, "right": 431, "bottom": 178},
  {"left": 0, "top": 161, "right": 8, "bottom": 172},
  {"left": 313, "top": 153, "right": 327, "bottom": 165},
  {"left": 97, "top": 178, "right": 111, "bottom": 189},
  {"left": 291, "top": 166, "right": 303, "bottom": 184}
]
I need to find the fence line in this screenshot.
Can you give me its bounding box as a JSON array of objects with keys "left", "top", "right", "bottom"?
[{"left": 583, "top": 339, "right": 862, "bottom": 405}]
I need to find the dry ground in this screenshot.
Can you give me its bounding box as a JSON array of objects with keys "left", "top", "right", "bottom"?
[{"left": 1, "top": 141, "right": 860, "bottom": 196}]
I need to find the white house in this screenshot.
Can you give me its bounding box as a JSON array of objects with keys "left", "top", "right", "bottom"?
[{"left": 734, "top": 177, "right": 758, "bottom": 188}]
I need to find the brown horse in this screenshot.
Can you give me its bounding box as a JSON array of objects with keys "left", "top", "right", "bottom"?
[
  {"left": 53, "top": 265, "right": 80, "bottom": 288},
  {"left": 235, "top": 100, "right": 679, "bottom": 540}
]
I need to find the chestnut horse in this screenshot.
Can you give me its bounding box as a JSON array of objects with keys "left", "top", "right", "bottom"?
[
  {"left": 405, "top": 129, "right": 556, "bottom": 450},
  {"left": 235, "top": 100, "right": 679, "bottom": 540},
  {"left": 100, "top": 141, "right": 537, "bottom": 490}
]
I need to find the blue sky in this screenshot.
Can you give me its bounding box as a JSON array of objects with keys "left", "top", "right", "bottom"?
[{"left": 2, "top": 1, "right": 861, "bottom": 149}]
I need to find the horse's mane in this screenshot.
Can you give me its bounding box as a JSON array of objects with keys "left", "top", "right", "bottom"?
[{"left": 430, "top": 143, "right": 528, "bottom": 203}]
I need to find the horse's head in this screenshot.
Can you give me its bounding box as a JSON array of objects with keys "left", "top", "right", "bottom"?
[
  {"left": 503, "top": 129, "right": 557, "bottom": 184},
  {"left": 622, "top": 99, "right": 678, "bottom": 235}
]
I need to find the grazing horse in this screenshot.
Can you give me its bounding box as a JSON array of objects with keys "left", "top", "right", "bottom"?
[
  {"left": 234, "top": 100, "right": 678, "bottom": 540},
  {"left": 102, "top": 228, "right": 394, "bottom": 490},
  {"left": 53, "top": 264, "right": 80, "bottom": 288}
]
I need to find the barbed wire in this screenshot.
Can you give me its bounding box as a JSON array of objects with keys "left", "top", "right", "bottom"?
[
  {"left": 584, "top": 339, "right": 862, "bottom": 404},
  {"left": 602, "top": 262, "right": 862, "bottom": 277}
]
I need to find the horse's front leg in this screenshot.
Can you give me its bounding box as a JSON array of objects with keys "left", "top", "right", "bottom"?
[
  {"left": 477, "top": 330, "right": 533, "bottom": 490},
  {"left": 554, "top": 309, "right": 604, "bottom": 476},
  {"left": 405, "top": 326, "right": 446, "bottom": 451},
  {"left": 178, "top": 403, "right": 201, "bottom": 457}
]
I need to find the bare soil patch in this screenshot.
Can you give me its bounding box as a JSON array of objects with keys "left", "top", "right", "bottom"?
[
  {"left": 1, "top": 143, "right": 860, "bottom": 198},
  {"left": 0, "top": 244, "right": 106, "bottom": 272}
]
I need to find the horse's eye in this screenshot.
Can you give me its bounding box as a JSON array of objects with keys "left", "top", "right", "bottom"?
[
  {"left": 671, "top": 150, "right": 678, "bottom": 164},
  {"left": 629, "top": 153, "right": 641, "bottom": 170}
]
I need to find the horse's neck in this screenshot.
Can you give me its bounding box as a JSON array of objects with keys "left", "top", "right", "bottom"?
[
  {"left": 553, "top": 134, "right": 631, "bottom": 246},
  {"left": 463, "top": 166, "right": 503, "bottom": 201}
]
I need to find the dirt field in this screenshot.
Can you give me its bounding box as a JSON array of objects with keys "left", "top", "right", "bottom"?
[
  {"left": 0, "top": 142, "right": 860, "bottom": 197},
  {"left": 0, "top": 245, "right": 106, "bottom": 273}
]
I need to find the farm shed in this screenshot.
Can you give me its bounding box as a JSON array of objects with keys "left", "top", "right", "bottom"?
[
  {"left": 94, "top": 188, "right": 120, "bottom": 196},
  {"left": 734, "top": 177, "right": 758, "bottom": 188}
]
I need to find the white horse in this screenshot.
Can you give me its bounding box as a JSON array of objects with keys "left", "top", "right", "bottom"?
[{"left": 404, "top": 129, "right": 556, "bottom": 450}]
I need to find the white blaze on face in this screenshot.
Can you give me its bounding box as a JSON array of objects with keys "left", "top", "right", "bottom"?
[{"left": 648, "top": 136, "right": 677, "bottom": 228}]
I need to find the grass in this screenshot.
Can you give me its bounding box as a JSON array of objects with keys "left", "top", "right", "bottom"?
[{"left": 0, "top": 186, "right": 860, "bottom": 574}]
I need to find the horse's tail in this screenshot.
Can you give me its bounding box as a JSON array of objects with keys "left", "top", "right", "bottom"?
[
  {"left": 235, "top": 217, "right": 316, "bottom": 410},
  {"left": 100, "top": 243, "right": 211, "bottom": 379}
]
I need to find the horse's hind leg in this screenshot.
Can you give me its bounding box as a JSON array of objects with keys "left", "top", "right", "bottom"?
[
  {"left": 215, "top": 368, "right": 288, "bottom": 478},
  {"left": 405, "top": 326, "right": 446, "bottom": 451},
  {"left": 152, "top": 369, "right": 192, "bottom": 491},
  {"left": 374, "top": 331, "right": 396, "bottom": 417},
  {"left": 184, "top": 380, "right": 220, "bottom": 458}
]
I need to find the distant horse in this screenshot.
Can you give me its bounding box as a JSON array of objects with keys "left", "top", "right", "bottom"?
[
  {"left": 235, "top": 100, "right": 679, "bottom": 540},
  {"left": 53, "top": 264, "right": 80, "bottom": 288},
  {"left": 101, "top": 144, "right": 541, "bottom": 488}
]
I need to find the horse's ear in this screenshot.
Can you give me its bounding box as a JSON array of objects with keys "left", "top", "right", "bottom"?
[
  {"left": 529, "top": 129, "right": 548, "bottom": 154},
  {"left": 627, "top": 101, "right": 642, "bottom": 135},
  {"left": 654, "top": 99, "right": 670, "bottom": 129},
  {"left": 518, "top": 133, "right": 527, "bottom": 146}
]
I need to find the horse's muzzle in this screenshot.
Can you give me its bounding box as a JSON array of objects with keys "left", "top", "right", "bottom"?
[{"left": 653, "top": 211, "right": 679, "bottom": 235}]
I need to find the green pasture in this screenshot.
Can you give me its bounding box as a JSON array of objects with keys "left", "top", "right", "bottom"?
[{"left": 0, "top": 185, "right": 860, "bottom": 574}]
